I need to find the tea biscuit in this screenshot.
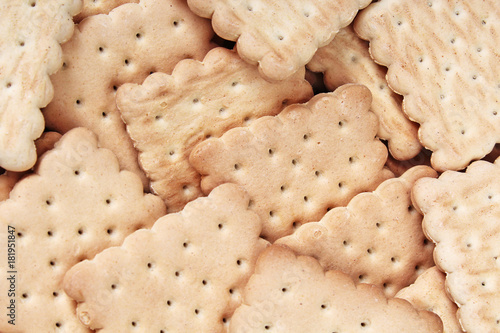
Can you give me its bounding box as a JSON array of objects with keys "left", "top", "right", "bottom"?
[
  {"left": 0, "top": 131, "right": 62, "bottom": 201},
  {"left": 187, "top": 0, "right": 373, "bottom": 81},
  {"left": 412, "top": 158, "right": 500, "bottom": 332},
  {"left": 229, "top": 245, "right": 443, "bottom": 332},
  {"left": 277, "top": 166, "right": 436, "bottom": 297},
  {"left": 74, "top": 0, "right": 138, "bottom": 22},
  {"left": 44, "top": 0, "right": 214, "bottom": 188},
  {"left": 0, "top": 127, "right": 166, "bottom": 332},
  {"left": 385, "top": 148, "right": 432, "bottom": 178},
  {"left": 190, "top": 84, "right": 393, "bottom": 242},
  {"left": 63, "top": 183, "right": 269, "bottom": 332},
  {"left": 355, "top": 0, "right": 500, "bottom": 171},
  {"left": 116, "top": 47, "right": 313, "bottom": 212},
  {"left": 0, "top": 0, "right": 81, "bottom": 172},
  {"left": 396, "top": 267, "right": 464, "bottom": 333},
  {"left": 308, "top": 25, "right": 421, "bottom": 160}
]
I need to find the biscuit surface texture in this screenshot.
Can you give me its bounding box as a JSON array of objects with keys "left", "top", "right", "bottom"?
[
  {"left": 229, "top": 245, "right": 443, "bottom": 332},
  {"left": 0, "top": 127, "right": 166, "bottom": 332},
  {"left": 64, "top": 183, "right": 269, "bottom": 332},
  {"left": 396, "top": 266, "right": 464, "bottom": 333},
  {"left": 190, "top": 84, "right": 392, "bottom": 242},
  {"left": 308, "top": 25, "right": 421, "bottom": 160},
  {"left": 117, "top": 47, "right": 313, "bottom": 212},
  {"left": 44, "top": 0, "right": 214, "bottom": 188},
  {"left": 412, "top": 158, "right": 500, "bottom": 332},
  {"left": 355, "top": 0, "right": 500, "bottom": 171},
  {"left": 0, "top": 0, "right": 81, "bottom": 171},
  {"left": 278, "top": 166, "right": 436, "bottom": 297},
  {"left": 75, "top": 0, "right": 138, "bottom": 22},
  {"left": 187, "top": 0, "right": 372, "bottom": 80}
]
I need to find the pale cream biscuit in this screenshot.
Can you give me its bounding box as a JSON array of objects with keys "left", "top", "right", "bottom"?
[
  {"left": 412, "top": 158, "right": 500, "bottom": 332},
  {"left": 74, "top": 0, "right": 138, "bottom": 22},
  {"left": 0, "top": 127, "right": 166, "bottom": 332},
  {"left": 44, "top": 0, "right": 215, "bottom": 189},
  {"left": 229, "top": 245, "right": 443, "bottom": 332},
  {"left": 308, "top": 25, "right": 421, "bottom": 160},
  {"left": 63, "top": 183, "right": 269, "bottom": 332},
  {"left": 116, "top": 47, "right": 313, "bottom": 212},
  {"left": 190, "top": 84, "right": 393, "bottom": 242},
  {"left": 187, "top": 0, "right": 373, "bottom": 81},
  {"left": 355, "top": 0, "right": 500, "bottom": 171},
  {"left": 277, "top": 166, "right": 436, "bottom": 297},
  {"left": 385, "top": 148, "right": 432, "bottom": 178},
  {"left": 396, "top": 267, "right": 464, "bottom": 333},
  {"left": 0, "top": 0, "right": 81, "bottom": 172}
]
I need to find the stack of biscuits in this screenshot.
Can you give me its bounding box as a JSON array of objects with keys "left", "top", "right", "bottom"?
[{"left": 0, "top": 0, "right": 498, "bottom": 332}]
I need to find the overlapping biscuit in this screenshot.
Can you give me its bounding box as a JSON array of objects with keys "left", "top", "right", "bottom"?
[
  {"left": 277, "top": 166, "right": 436, "bottom": 297},
  {"left": 44, "top": 0, "right": 214, "bottom": 188},
  {"left": 116, "top": 47, "right": 313, "bottom": 212},
  {"left": 396, "top": 267, "right": 464, "bottom": 333},
  {"left": 74, "top": 0, "right": 138, "bottom": 22},
  {"left": 63, "top": 183, "right": 269, "bottom": 332},
  {"left": 412, "top": 158, "right": 500, "bottom": 332},
  {"left": 230, "top": 245, "right": 443, "bottom": 332},
  {"left": 355, "top": 0, "right": 500, "bottom": 171},
  {"left": 0, "top": 127, "right": 166, "bottom": 332},
  {"left": 385, "top": 148, "right": 432, "bottom": 178},
  {"left": 308, "top": 25, "right": 421, "bottom": 160},
  {"left": 0, "top": 0, "right": 81, "bottom": 172},
  {"left": 190, "top": 84, "right": 393, "bottom": 242},
  {"left": 187, "top": 0, "right": 373, "bottom": 81}
]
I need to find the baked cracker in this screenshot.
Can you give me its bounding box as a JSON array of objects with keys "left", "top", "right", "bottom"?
[
  {"left": 230, "top": 245, "right": 443, "bottom": 332},
  {"left": 74, "top": 0, "right": 138, "bottom": 22},
  {"left": 116, "top": 47, "right": 314, "bottom": 212},
  {"left": 187, "top": 0, "right": 373, "bottom": 81},
  {"left": 190, "top": 84, "right": 393, "bottom": 242},
  {"left": 355, "top": 0, "right": 500, "bottom": 171},
  {"left": 44, "top": 0, "right": 214, "bottom": 189},
  {"left": 412, "top": 158, "right": 500, "bottom": 332},
  {"left": 307, "top": 25, "right": 421, "bottom": 160},
  {"left": 0, "top": 0, "right": 81, "bottom": 172},
  {"left": 0, "top": 127, "right": 166, "bottom": 332},
  {"left": 63, "top": 183, "right": 269, "bottom": 332},
  {"left": 277, "top": 166, "right": 436, "bottom": 297},
  {"left": 385, "top": 148, "right": 432, "bottom": 178},
  {"left": 396, "top": 266, "right": 464, "bottom": 333}
]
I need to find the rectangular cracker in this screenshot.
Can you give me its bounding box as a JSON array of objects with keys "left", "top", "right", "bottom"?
[
  {"left": 412, "top": 158, "right": 500, "bottom": 332},
  {"left": 229, "top": 244, "right": 443, "bottom": 332},
  {"left": 0, "top": 127, "right": 166, "bottom": 332},
  {"left": 355, "top": 0, "right": 500, "bottom": 171},
  {"left": 277, "top": 166, "right": 436, "bottom": 297},
  {"left": 190, "top": 84, "right": 393, "bottom": 242},
  {"left": 307, "top": 25, "right": 421, "bottom": 160},
  {"left": 187, "top": 0, "right": 373, "bottom": 80},
  {"left": 396, "top": 266, "right": 465, "bottom": 333},
  {"left": 116, "top": 47, "right": 313, "bottom": 212},
  {"left": 63, "top": 183, "right": 269, "bottom": 332},
  {"left": 43, "top": 0, "right": 215, "bottom": 189},
  {"left": 0, "top": 0, "right": 81, "bottom": 171}
]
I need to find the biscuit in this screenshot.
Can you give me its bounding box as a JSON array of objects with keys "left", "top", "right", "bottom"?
[
  {"left": 385, "top": 148, "right": 432, "bottom": 178},
  {"left": 412, "top": 158, "right": 500, "bottom": 332},
  {"left": 63, "top": 183, "right": 269, "bottom": 332},
  {"left": 0, "top": 0, "right": 81, "bottom": 172},
  {"left": 355, "top": 0, "right": 500, "bottom": 171},
  {"left": 0, "top": 131, "right": 62, "bottom": 202},
  {"left": 187, "top": 0, "right": 373, "bottom": 81},
  {"left": 0, "top": 127, "right": 166, "bottom": 332},
  {"left": 229, "top": 245, "right": 443, "bottom": 332},
  {"left": 190, "top": 84, "right": 393, "bottom": 242},
  {"left": 277, "top": 166, "right": 436, "bottom": 297},
  {"left": 116, "top": 47, "right": 313, "bottom": 212},
  {"left": 396, "top": 266, "right": 464, "bottom": 333},
  {"left": 308, "top": 25, "right": 421, "bottom": 160},
  {"left": 44, "top": 0, "right": 214, "bottom": 189},
  {"left": 74, "top": 0, "right": 138, "bottom": 22}
]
